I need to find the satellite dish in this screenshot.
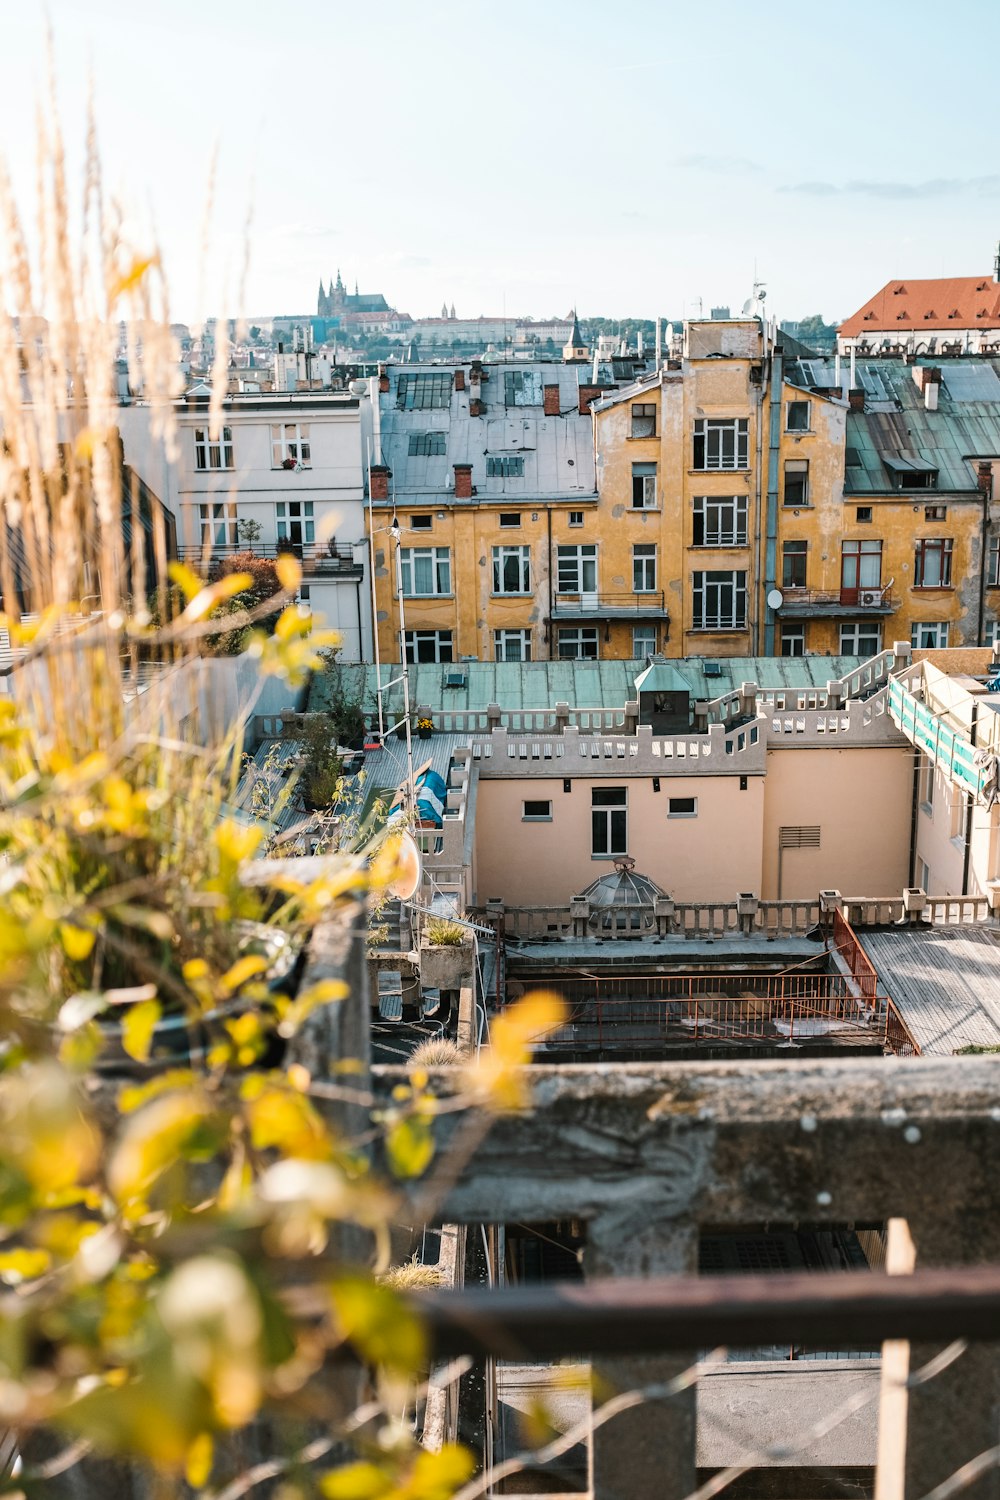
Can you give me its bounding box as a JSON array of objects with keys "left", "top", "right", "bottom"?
[
  {"left": 386, "top": 830, "right": 422, "bottom": 901},
  {"left": 767, "top": 589, "right": 784, "bottom": 611}
]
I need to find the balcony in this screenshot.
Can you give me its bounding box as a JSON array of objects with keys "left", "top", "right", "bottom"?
[
  {"left": 178, "top": 542, "right": 364, "bottom": 581},
  {"left": 551, "top": 590, "right": 669, "bottom": 620},
  {"left": 777, "top": 584, "right": 896, "bottom": 618}
]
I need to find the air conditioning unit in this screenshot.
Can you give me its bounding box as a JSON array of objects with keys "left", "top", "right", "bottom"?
[{"left": 859, "top": 588, "right": 882, "bottom": 606}]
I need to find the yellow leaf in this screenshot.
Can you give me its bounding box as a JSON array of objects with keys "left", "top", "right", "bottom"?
[
  {"left": 277, "top": 979, "right": 347, "bottom": 1038},
  {"left": 385, "top": 1115, "right": 434, "bottom": 1179},
  {"left": 182, "top": 573, "right": 254, "bottom": 623},
  {"left": 320, "top": 1462, "right": 393, "bottom": 1500},
  {"left": 121, "top": 999, "right": 162, "bottom": 1064},
  {"left": 215, "top": 820, "right": 262, "bottom": 864},
  {"left": 108, "top": 1090, "right": 211, "bottom": 1202},
  {"left": 59, "top": 923, "right": 96, "bottom": 962},
  {"left": 274, "top": 554, "right": 302, "bottom": 592},
  {"left": 185, "top": 1432, "right": 214, "bottom": 1488},
  {"left": 330, "top": 1277, "right": 426, "bottom": 1376},
  {"left": 408, "top": 1444, "right": 476, "bottom": 1499},
  {"left": 168, "top": 561, "right": 205, "bottom": 602},
  {"left": 109, "top": 255, "right": 158, "bottom": 302},
  {"left": 219, "top": 954, "right": 268, "bottom": 995},
  {"left": 468, "top": 989, "right": 567, "bottom": 1110},
  {"left": 0, "top": 1247, "right": 51, "bottom": 1284}
]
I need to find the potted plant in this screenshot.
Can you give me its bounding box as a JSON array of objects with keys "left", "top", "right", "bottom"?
[{"left": 417, "top": 716, "right": 434, "bottom": 740}]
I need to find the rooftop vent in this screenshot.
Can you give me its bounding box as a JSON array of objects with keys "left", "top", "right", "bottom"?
[
  {"left": 703, "top": 661, "right": 723, "bottom": 678},
  {"left": 444, "top": 670, "right": 467, "bottom": 689}
]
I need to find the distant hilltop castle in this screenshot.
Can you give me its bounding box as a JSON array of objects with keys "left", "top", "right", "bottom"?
[{"left": 317, "top": 270, "right": 390, "bottom": 318}]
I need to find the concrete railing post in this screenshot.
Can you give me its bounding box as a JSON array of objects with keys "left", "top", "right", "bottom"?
[{"left": 554, "top": 701, "right": 570, "bottom": 734}]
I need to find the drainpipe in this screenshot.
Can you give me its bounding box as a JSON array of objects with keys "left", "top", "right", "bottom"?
[
  {"left": 546, "top": 506, "right": 553, "bottom": 658},
  {"left": 762, "top": 332, "right": 782, "bottom": 654},
  {"left": 963, "top": 702, "right": 978, "bottom": 894},
  {"left": 978, "top": 462, "right": 993, "bottom": 647}
]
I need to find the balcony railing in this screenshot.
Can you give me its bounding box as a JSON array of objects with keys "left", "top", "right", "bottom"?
[
  {"left": 551, "top": 590, "right": 668, "bottom": 619},
  {"left": 177, "top": 542, "right": 364, "bottom": 579},
  {"left": 778, "top": 585, "right": 896, "bottom": 617}
]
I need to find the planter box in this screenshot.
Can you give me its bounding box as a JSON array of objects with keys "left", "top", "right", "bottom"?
[{"left": 419, "top": 935, "right": 475, "bottom": 991}]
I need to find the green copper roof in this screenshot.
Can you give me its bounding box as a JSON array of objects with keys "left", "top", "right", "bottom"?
[{"left": 633, "top": 662, "right": 695, "bottom": 695}]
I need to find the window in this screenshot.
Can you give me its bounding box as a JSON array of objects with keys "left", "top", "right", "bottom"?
[
  {"left": 911, "top": 622, "right": 950, "bottom": 649},
  {"left": 693, "top": 417, "right": 749, "bottom": 470},
  {"left": 668, "top": 797, "right": 697, "bottom": 817},
  {"left": 632, "top": 624, "right": 657, "bottom": 657},
  {"left": 407, "top": 432, "right": 446, "bottom": 456},
  {"left": 631, "top": 402, "right": 656, "bottom": 438},
  {"left": 492, "top": 545, "right": 531, "bottom": 595},
  {"left": 856, "top": 506, "right": 873, "bottom": 524},
  {"left": 592, "top": 787, "right": 627, "bottom": 856},
  {"left": 842, "top": 539, "right": 882, "bottom": 592},
  {"left": 692, "top": 495, "right": 748, "bottom": 547},
  {"left": 921, "top": 755, "right": 935, "bottom": 811},
  {"left": 275, "top": 500, "right": 314, "bottom": 547},
  {"left": 410, "top": 514, "right": 433, "bottom": 531},
  {"left": 918, "top": 859, "right": 931, "bottom": 893},
  {"left": 782, "top": 540, "right": 807, "bottom": 589},
  {"left": 494, "top": 629, "right": 532, "bottom": 662},
  {"left": 914, "top": 538, "right": 953, "bottom": 588},
  {"left": 522, "top": 798, "right": 552, "bottom": 821},
  {"left": 783, "top": 459, "right": 809, "bottom": 506},
  {"left": 504, "top": 369, "right": 542, "bottom": 407},
  {"left": 400, "top": 546, "right": 451, "bottom": 596},
  {"left": 194, "top": 426, "right": 233, "bottom": 471},
  {"left": 568, "top": 511, "right": 584, "bottom": 527},
  {"left": 557, "top": 627, "right": 599, "bottom": 659},
  {"left": 557, "top": 544, "right": 597, "bottom": 594},
  {"left": 397, "top": 372, "right": 452, "bottom": 410},
  {"left": 404, "top": 630, "right": 453, "bottom": 663},
  {"left": 781, "top": 623, "right": 805, "bottom": 657},
  {"left": 786, "top": 400, "right": 810, "bottom": 432},
  {"left": 486, "top": 455, "right": 525, "bottom": 478},
  {"left": 925, "top": 505, "right": 947, "bottom": 522},
  {"left": 840, "top": 621, "right": 882, "bottom": 658},
  {"left": 633, "top": 544, "right": 657, "bottom": 592},
  {"left": 632, "top": 462, "right": 657, "bottom": 509},
  {"left": 499, "top": 512, "right": 521, "bottom": 528},
  {"left": 988, "top": 619, "right": 1000, "bottom": 649},
  {"left": 270, "top": 423, "right": 311, "bottom": 468},
  {"left": 198, "top": 502, "right": 238, "bottom": 547},
  {"left": 989, "top": 539, "right": 1000, "bottom": 588},
  {"left": 692, "top": 570, "right": 748, "bottom": 630},
  {"left": 888, "top": 464, "right": 937, "bottom": 491}
]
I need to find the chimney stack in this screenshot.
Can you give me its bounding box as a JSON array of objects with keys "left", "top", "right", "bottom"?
[
  {"left": 454, "top": 369, "right": 465, "bottom": 392},
  {"left": 578, "top": 384, "right": 601, "bottom": 415},
  {"left": 370, "top": 465, "right": 391, "bottom": 501},
  {"left": 543, "top": 384, "right": 561, "bottom": 417},
  {"left": 378, "top": 367, "right": 389, "bottom": 394},
  {"left": 453, "top": 463, "right": 473, "bottom": 500},
  {"left": 848, "top": 389, "right": 865, "bottom": 413},
  {"left": 978, "top": 462, "right": 994, "bottom": 498}
]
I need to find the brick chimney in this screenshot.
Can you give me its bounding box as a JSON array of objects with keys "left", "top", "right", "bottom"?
[
  {"left": 453, "top": 463, "right": 473, "bottom": 500},
  {"left": 848, "top": 388, "right": 865, "bottom": 413},
  {"left": 543, "top": 384, "right": 561, "bottom": 416},
  {"left": 470, "top": 360, "right": 482, "bottom": 385},
  {"left": 370, "top": 465, "right": 391, "bottom": 501},
  {"left": 578, "top": 384, "right": 601, "bottom": 415},
  {"left": 978, "top": 462, "right": 994, "bottom": 498},
  {"left": 469, "top": 396, "right": 485, "bottom": 417},
  {"left": 454, "top": 369, "right": 466, "bottom": 392},
  {"left": 378, "top": 367, "right": 389, "bottom": 394}
]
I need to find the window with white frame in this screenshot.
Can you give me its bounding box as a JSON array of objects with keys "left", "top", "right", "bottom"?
[
  {"left": 522, "top": 798, "right": 552, "bottom": 821},
  {"left": 668, "top": 796, "right": 698, "bottom": 817},
  {"left": 194, "top": 426, "right": 233, "bottom": 471},
  {"left": 987, "top": 619, "right": 1000, "bottom": 649},
  {"left": 840, "top": 621, "right": 882, "bottom": 658},
  {"left": 487, "top": 455, "right": 525, "bottom": 478},
  {"left": 632, "top": 462, "right": 657, "bottom": 508},
  {"left": 270, "top": 423, "right": 311, "bottom": 468},
  {"left": 592, "top": 786, "right": 627, "bottom": 856},
  {"left": 275, "top": 500, "right": 314, "bottom": 547},
  {"left": 400, "top": 546, "right": 451, "bottom": 596},
  {"left": 911, "top": 622, "right": 950, "bottom": 649},
  {"left": 780, "top": 622, "right": 806, "bottom": 657},
  {"left": 568, "top": 511, "right": 584, "bottom": 527},
  {"left": 557, "top": 627, "right": 599, "bottom": 660},
  {"left": 988, "top": 538, "right": 1000, "bottom": 587},
  {"left": 198, "top": 502, "right": 239, "bottom": 547},
  {"left": 691, "top": 570, "right": 747, "bottom": 630},
  {"left": 557, "top": 544, "right": 597, "bottom": 594},
  {"left": 693, "top": 417, "right": 749, "bottom": 470},
  {"left": 494, "top": 629, "right": 532, "bottom": 662},
  {"left": 499, "top": 512, "right": 521, "bottom": 528},
  {"left": 692, "top": 495, "right": 748, "bottom": 547},
  {"left": 404, "top": 630, "right": 453, "bottom": 663},
  {"left": 410, "top": 514, "right": 433, "bottom": 531},
  {"left": 407, "top": 432, "right": 447, "bottom": 456},
  {"left": 632, "top": 624, "right": 657, "bottom": 658},
  {"left": 783, "top": 459, "right": 809, "bottom": 506},
  {"left": 492, "top": 545, "right": 531, "bottom": 594},
  {"left": 633, "top": 544, "right": 657, "bottom": 592},
  {"left": 504, "top": 369, "right": 543, "bottom": 407},
  {"left": 631, "top": 402, "right": 656, "bottom": 438}
]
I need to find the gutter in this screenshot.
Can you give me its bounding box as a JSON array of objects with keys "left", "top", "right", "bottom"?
[{"left": 762, "top": 335, "right": 782, "bottom": 655}]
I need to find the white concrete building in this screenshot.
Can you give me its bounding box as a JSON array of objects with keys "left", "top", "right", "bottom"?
[{"left": 117, "top": 386, "right": 376, "bottom": 660}]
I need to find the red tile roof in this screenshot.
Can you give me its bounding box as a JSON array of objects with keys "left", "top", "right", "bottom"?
[{"left": 839, "top": 276, "right": 1000, "bottom": 336}]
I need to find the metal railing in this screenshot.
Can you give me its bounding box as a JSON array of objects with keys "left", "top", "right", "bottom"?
[
  {"left": 551, "top": 589, "right": 668, "bottom": 617},
  {"left": 779, "top": 585, "right": 896, "bottom": 613},
  {"left": 177, "top": 542, "right": 363, "bottom": 576}
]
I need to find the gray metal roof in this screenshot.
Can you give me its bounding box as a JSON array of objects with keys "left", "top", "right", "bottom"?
[
  {"left": 859, "top": 925, "right": 1000, "bottom": 1055},
  {"left": 376, "top": 361, "right": 597, "bottom": 503}
]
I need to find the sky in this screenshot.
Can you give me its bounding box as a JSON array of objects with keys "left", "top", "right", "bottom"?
[{"left": 3, "top": 0, "right": 1000, "bottom": 328}]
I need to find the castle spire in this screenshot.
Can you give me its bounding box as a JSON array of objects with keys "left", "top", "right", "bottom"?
[{"left": 335, "top": 268, "right": 344, "bottom": 292}]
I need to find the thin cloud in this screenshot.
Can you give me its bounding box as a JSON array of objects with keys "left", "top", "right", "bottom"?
[
  {"left": 780, "top": 175, "right": 1000, "bottom": 199},
  {"left": 674, "top": 153, "right": 762, "bottom": 174}
]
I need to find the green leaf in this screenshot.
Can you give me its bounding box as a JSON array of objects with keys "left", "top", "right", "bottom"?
[
  {"left": 385, "top": 1114, "right": 434, "bottom": 1179},
  {"left": 121, "top": 999, "right": 162, "bottom": 1063}
]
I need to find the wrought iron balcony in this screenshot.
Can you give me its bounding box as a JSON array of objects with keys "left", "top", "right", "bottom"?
[
  {"left": 777, "top": 584, "right": 896, "bottom": 618},
  {"left": 177, "top": 542, "right": 364, "bottom": 580},
  {"left": 551, "top": 590, "right": 669, "bottom": 620}
]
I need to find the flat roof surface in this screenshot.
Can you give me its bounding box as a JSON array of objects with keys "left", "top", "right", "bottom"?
[{"left": 859, "top": 925, "right": 1000, "bottom": 1055}]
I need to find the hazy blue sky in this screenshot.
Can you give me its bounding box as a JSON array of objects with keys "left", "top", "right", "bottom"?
[{"left": 3, "top": 0, "right": 1000, "bottom": 326}]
